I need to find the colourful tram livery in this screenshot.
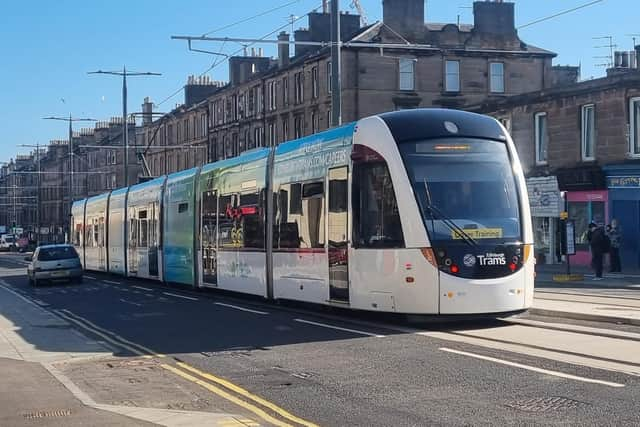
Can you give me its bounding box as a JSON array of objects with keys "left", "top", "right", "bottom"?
[{"left": 71, "top": 109, "right": 534, "bottom": 316}]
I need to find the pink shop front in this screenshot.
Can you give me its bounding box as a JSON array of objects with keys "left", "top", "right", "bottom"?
[
  {"left": 566, "top": 190, "right": 609, "bottom": 266},
  {"left": 557, "top": 167, "right": 608, "bottom": 266}
]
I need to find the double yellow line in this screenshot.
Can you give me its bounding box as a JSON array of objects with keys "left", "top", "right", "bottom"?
[{"left": 56, "top": 309, "right": 319, "bottom": 427}]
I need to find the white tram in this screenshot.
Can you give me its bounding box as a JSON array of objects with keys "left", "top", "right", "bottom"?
[{"left": 72, "top": 109, "right": 534, "bottom": 316}]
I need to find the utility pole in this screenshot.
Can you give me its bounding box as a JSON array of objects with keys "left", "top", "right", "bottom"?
[
  {"left": 43, "top": 116, "right": 97, "bottom": 242},
  {"left": 331, "top": 0, "right": 342, "bottom": 127},
  {"left": 88, "top": 68, "right": 161, "bottom": 187}
]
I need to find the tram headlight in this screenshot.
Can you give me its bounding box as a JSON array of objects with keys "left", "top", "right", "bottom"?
[
  {"left": 420, "top": 248, "right": 438, "bottom": 268},
  {"left": 522, "top": 244, "right": 533, "bottom": 263}
]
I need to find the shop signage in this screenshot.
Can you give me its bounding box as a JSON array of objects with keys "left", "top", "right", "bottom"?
[
  {"left": 607, "top": 176, "right": 640, "bottom": 188},
  {"left": 526, "top": 176, "right": 561, "bottom": 218}
]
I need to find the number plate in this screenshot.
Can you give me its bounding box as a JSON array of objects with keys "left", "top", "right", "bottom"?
[{"left": 51, "top": 270, "right": 69, "bottom": 277}]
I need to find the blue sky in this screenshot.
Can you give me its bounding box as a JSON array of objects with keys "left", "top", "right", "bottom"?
[{"left": 1, "top": 0, "right": 637, "bottom": 163}]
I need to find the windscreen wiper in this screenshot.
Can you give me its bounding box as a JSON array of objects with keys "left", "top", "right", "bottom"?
[{"left": 423, "top": 179, "right": 478, "bottom": 247}]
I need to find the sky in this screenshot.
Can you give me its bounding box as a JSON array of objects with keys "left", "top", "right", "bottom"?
[{"left": 1, "top": 0, "right": 638, "bottom": 164}]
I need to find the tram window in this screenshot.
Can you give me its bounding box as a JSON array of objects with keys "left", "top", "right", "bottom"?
[
  {"left": 98, "top": 217, "right": 105, "bottom": 247},
  {"left": 218, "top": 194, "right": 236, "bottom": 248},
  {"left": 329, "top": 178, "right": 348, "bottom": 213},
  {"left": 352, "top": 162, "right": 404, "bottom": 249},
  {"left": 178, "top": 202, "right": 189, "bottom": 213},
  {"left": 139, "top": 211, "right": 148, "bottom": 248},
  {"left": 274, "top": 182, "right": 325, "bottom": 249},
  {"left": 290, "top": 183, "right": 302, "bottom": 214},
  {"left": 239, "top": 191, "right": 265, "bottom": 249},
  {"left": 130, "top": 218, "right": 138, "bottom": 248}
]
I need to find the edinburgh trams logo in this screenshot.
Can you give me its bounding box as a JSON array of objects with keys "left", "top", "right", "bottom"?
[
  {"left": 463, "top": 254, "right": 477, "bottom": 267},
  {"left": 477, "top": 253, "right": 506, "bottom": 266}
]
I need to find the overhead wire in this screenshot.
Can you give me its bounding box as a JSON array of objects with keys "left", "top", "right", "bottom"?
[
  {"left": 156, "top": 3, "right": 322, "bottom": 108},
  {"left": 517, "top": 0, "right": 604, "bottom": 30},
  {"left": 201, "top": 0, "right": 304, "bottom": 36}
]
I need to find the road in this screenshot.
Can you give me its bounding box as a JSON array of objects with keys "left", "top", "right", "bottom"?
[{"left": 1, "top": 252, "right": 639, "bottom": 426}]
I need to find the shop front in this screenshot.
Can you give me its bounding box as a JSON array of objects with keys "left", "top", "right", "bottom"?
[
  {"left": 526, "top": 176, "right": 562, "bottom": 264},
  {"left": 604, "top": 165, "right": 640, "bottom": 269},
  {"left": 556, "top": 166, "right": 608, "bottom": 266}
]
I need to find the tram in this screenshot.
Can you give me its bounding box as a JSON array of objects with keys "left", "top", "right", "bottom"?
[{"left": 71, "top": 109, "right": 534, "bottom": 315}]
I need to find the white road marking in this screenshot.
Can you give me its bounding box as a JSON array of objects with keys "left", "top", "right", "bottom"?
[
  {"left": 119, "top": 298, "right": 143, "bottom": 307},
  {"left": 85, "top": 275, "right": 97, "bottom": 280},
  {"left": 215, "top": 302, "right": 268, "bottom": 315},
  {"left": 439, "top": 347, "right": 625, "bottom": 388},
  {"left": 132, "top": 285, "right": 153, "bottom": 292},
  {"left": 163, "top": 292, "right": 199, "bottom": 301},
  {"left": 294, "top": 318, "right": 385, "bottom": 338},
  {"left": 102, "top": 280, "right": 121, "bottom": 285}
]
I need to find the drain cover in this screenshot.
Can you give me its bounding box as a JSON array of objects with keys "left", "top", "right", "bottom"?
[
  {"left": 506, "top": 397, "right": 587, "bottom": 412},
  {"left": 23, "top": 409, "right": 72, "bottom": 419}
]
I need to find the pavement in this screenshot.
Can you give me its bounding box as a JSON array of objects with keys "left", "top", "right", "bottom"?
[
  {"left": 532, "top": 263, "right": 640, "bottom": 326},
  {"left": 0, "top": 278, "right": 266, "bottom": 427}
]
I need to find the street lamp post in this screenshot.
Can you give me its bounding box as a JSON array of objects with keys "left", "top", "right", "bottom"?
[
  {"left": 88, "top": 68, "right": 161, "bottom": 187},
  {"left": 43, "top": 116, "right": 97, "bottom": 242}
]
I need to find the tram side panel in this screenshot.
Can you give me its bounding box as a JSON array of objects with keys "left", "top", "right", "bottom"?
[
  {"left": 126, "top": 177, "right": 166, "bottom": 282},
  {"left": 107, "top": 188, "right": 128, "bottom": 276},
  {"left": 272, "top": 126, "right": 354, "bottom": 305},
  {"left": 197, "top": 150, "right": 270, "bottom": 297},
  {"left": 163, "top": 168, "right": 198, "bottom": 287},
  {"left": 71, "top": 200, "right": 87, "bottom": 268},
  {"left": 84, "top": 193, "right": 109, "bottom": 272}
]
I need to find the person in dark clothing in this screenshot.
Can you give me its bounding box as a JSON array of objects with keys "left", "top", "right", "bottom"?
[
  {"left": 607, "top": 218, "right": 623, "bottom": 273},
  {"left": 587, "top": 222, "right": 607, "bottom": 280}
]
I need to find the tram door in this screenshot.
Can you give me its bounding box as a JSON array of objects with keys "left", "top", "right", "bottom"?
[
  {"left": 328, "top": 167, "right": 350, "bottom": 302},
  {"left": 201, "top": 190, "right": 218, "bottom": 286}
]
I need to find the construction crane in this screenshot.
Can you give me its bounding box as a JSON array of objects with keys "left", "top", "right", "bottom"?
[{"left": 350, "top": 0, "right": 369, "bottom": 26}]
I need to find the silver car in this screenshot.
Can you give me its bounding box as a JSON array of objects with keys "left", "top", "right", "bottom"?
[{"left": 26, "top": 244, "right": 83, "bottom": 286}]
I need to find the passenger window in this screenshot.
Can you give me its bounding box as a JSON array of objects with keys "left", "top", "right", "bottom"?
[
  {"left": 178, "top": 202, "right": 189, "bottom": 213},
  {"left": 217, "top": 192, "right": 265, "bottom": 249},
  {"left": 352, "top": 162, "right": 404, "bottom": 248},
  {"left": 274, "top": 181, "right": 325, "bottom": 249},
  {"left": 139, "top": 210, "right": 148, "bottom": 248}
]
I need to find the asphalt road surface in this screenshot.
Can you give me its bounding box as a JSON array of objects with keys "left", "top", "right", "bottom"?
[{"left": 1, "top": 252, "right": 639, "bottom": 426}]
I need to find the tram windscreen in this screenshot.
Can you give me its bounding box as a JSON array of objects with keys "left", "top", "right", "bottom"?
[{"left": 400, "top": 138, "right": 522, "bottom": 243}]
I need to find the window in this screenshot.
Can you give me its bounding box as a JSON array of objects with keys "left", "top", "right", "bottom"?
[
  {"left": 268, "top": 122, "right": 275, "bottom": 147},
  {"left": 107, "top": 150, "right": 117, "bottom": 165},
  {"left": 177, "top": 122, "right": 182, "bottom": 142},
  {"left": 294, "top": 72, "right": 304, "bottom": 104},
  {"left": 399, "top": 58, "right": 415, "bottom": 91},
  {"left": 294, "top": 115, "right": 304, "bottom": 139},
  {"left": 445, "top": 60, "right": 460, "bottom": 92},
  {"left": 138, "top": 210, "right": 148, "bottom": 248},
  {"left": 312, "top": 66, "right": 319, "bottom": 98},
  {"left": 268, "top": 81, "right": 277, "bottom": 111},
  {"left": 569, "top": 200, "right": 605, "bottom": 248},
  {"left": 282, "top": 77, "right": 289, "bottom": 106},
  {"left": 490, "top": 62, "right": 505, "bottom": 93},
  {"left": 244, "top": 129, "right": 252, "bottom": 150},
  {"left": 254, "top": 127, "right": 263, "bottom": 147},
  {"left": 327, "top": 61, "right": 332, "bottom": 94},
  {"left": 535, "top": 112, "right": 548, "bottom": 165},
  {"left": 282, "top": 117, "right": 289, "bottom": 142},
  {"left": 311, "top": 111, "right": 318, "bottom": 133},
  {"left": 178, "top": 202, "right": 189, "bottom": 213},
  {"left": 581, "top": 104, "right": 596, "bottom": 161},
  {"left": 327, "top": 109, "right": 332, "bottom": 129},
  {"left": 630, "top": 97, "right": 640, "bottom": 156},
  {"left": 352, "top": 160, "right": 404, "bottom": 248},
  {"left": 274, "top": 181, "right": 325, "bottom": 249},
  {"left": 256, "top": 86, "right": 263, "bottom": 114}
]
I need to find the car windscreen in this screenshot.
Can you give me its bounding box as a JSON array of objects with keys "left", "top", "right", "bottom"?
[
  {"left": 37, "top": 247, "right": 79, "bottom": 261},
  {"left": 4, "top": 236, "right": 15, "bottom": 243}
]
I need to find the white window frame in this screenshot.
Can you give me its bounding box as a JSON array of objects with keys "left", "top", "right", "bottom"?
[
  {"left": 490, "top": 62, "right": 505, "bottom": 93},
  {"left": 629, "top": 97, "right": 640, "bottom": 157},
  {"left": 312, "top": 66, "right": 319, "bottom": 99},
  {"left": 445, "top": 60, "right": 460, "bottom": 93},
  {"left": 535, "top": 112, "right": 548, "bottom": 165},
  {"left": 581, "top": 104, "right": 596, "bottom": 161},
  {"left": 399, "top": 58, "right": 415, "bottom": 91},
  {"left": 327, "top": 61, "right": 332, "bottom": 94}
]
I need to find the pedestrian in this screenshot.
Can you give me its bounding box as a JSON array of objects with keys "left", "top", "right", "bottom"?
[
  {"left": 587, "top": 222, "right": 607, "bottom": 280},
  {"left": 607, "top": 218, "right": 623, "bottom": 273}
]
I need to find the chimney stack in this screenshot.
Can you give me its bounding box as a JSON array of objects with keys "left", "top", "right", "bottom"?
[
  {"left": 382, "top": 0, "right": 424, "bottom": 41},
  {"left": 278, "top": 32, "right": 290, "bottom": 67},
  {"left": 141, "top": 97, "right": 153, "bottom": 126},
  {"left": 473, "top": 1, "right": 516, "bottom": 36}
]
